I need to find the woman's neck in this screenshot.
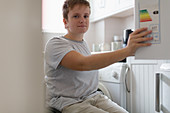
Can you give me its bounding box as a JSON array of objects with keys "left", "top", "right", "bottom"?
[{"left": 64, "top": 33, "right": 84, "bottom": 41}]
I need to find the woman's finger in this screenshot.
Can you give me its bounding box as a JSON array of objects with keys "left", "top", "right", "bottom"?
[
  {"left": 134, "top": 37, "right": 153, "bottom": 43},
  {"left": 136, "top": 42, "right": 152, "bottom": 47},
  {"left": 132, "top": 30, "right": 152, "bottom": 38},
  {"left": 131, "top": 27, "right": 148, "bottom": 35}
]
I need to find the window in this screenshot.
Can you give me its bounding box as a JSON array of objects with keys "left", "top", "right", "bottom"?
[{"left": 42, "top": 0, "right": 67, "bottom": 33}]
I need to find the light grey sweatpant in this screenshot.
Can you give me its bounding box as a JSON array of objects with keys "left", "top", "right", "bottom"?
[{"left": 62, "top": 94, "right": 128, "bottom": 113}]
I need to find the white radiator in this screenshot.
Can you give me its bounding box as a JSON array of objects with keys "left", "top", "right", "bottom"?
[{"left": 130, "top": 64, "right": 157, "bottom": 113}]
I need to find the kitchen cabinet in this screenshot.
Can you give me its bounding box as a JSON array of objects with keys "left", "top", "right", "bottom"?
[
  {"left": 119, "top": 0, "right": 134, "bottom": 10},
  {"left": 127, "top": 57, "right": 170, "bottom": 113},
  {"left": 90, "top": 0, "right": 134, "bottom": 22}
]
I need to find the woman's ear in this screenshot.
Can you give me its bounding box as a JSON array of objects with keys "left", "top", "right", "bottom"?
[{"left": 63, "top": 18, "right": 68, "bottom": 29}]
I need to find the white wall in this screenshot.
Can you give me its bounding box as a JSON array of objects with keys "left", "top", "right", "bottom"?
[
  {"left": 0, "top": 1, "right": 45, "bottom": 113},
  {"left": 85, "top": 15, "right": 134, "bottom": 51},
  {"left": 122, "top": 15, "right": 135, "bottom": 30},
  {"left": 84, "top": 22, "right": 96, "bottom": 50},
  {"left": 84, "top": 20, "right": 105, "bottom": 51},
  {"left": 105, "top": 17, "right": 124, "bottom": 43},
  {"left": 94, "top": 20, "right": 105, "bottom": 43},
  {"left": 42, "top": 0, "right": 66, "bottom": 33}
]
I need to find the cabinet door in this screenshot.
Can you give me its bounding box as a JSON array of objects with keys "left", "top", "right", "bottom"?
[
  {"left": 119, "top": 0, "right": 134, "bottom": 9},
  {"left": 90, "top": 0, "right": 119, "bottom": 21},
  {"left": 135, "top": 0, "right": 170, "bottom": 59},
  {"left": 90, "top": 0, "right": 134, "bottom": 22}
]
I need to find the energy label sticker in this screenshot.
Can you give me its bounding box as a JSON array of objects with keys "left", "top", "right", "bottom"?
[{"left": 139, "top": 0, "right": 160, "bottom": 44}]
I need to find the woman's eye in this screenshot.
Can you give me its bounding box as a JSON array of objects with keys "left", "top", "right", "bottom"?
[
  {"left": 84, "top": 15, "right": 89, "bottom": 18},
  {"left": 73, "top": 15, "right": 79, "bottom": 18}
]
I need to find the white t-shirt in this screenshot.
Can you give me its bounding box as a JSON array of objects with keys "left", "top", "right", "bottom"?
[{"left": 44, "top": 36, "right": 99, "bottom": 111}]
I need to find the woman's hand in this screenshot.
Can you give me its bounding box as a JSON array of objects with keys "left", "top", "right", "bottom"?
[{"left": 126, "top": 27, "right": 153, "bottom": 56}]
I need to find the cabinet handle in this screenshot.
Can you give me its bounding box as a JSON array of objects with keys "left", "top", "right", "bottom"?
[{"left": 155, "top": 73, "right": 161, "bottom": 112}]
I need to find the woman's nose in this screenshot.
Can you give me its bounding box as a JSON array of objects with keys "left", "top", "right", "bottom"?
[{"left": 79, "top": 17, "right": 85, "bottom": 23}]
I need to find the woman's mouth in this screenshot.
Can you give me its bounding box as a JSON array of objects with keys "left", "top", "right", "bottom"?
[{"left": 78, "top": 25, "right": 86, "bottom": 27}]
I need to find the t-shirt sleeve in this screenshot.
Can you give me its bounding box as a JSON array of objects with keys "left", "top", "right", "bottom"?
[{"left": 45, "top": 37, "right": 74, "bottom": 69}]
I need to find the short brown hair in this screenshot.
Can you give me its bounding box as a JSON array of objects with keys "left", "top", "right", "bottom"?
[{"left": 62, "top": 0, "right": 90, "bottom": 20}]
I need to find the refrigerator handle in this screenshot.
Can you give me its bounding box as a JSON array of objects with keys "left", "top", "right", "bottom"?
[{"left": 155, "top": 73, "right": 161, "bottom": 112}]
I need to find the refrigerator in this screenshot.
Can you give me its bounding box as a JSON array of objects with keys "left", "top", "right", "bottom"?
[
  {"left": 135, "top": 0, "right": 170, "bottom": 59},
  {"left": 155, "top": 63, "right": 170, "bottom": 113}
]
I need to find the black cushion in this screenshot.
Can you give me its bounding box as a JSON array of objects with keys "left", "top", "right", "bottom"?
[{"left": 46, "top": 107, "right": 61, "bottom": 113}]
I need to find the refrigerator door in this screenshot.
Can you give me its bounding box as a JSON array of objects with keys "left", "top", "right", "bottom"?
[{"left": 135, "top": 0, "right": 170, "bottom": 59}]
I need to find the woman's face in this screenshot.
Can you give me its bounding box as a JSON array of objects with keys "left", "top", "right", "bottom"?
[{"left": 64, "top": 4, "right": 90, "bottom": 35}]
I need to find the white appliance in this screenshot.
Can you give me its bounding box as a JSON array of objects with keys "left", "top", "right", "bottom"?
[
  {"left": 155, "top": 63, "right": 170, "bottom": 113},
  {"left": 98, "top": 63, "right": 130, "bottom": 110},
  {"left": 135, "top": 0, "right": 170, "bottom": 59}
]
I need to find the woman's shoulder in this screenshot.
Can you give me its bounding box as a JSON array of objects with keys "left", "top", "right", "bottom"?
[{"left": 47, "top": 36, "right": 70, "bottom": 45}]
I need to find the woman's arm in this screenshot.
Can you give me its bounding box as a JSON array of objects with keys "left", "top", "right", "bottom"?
[{"left": 60, "top": 27, "right": 153, "bottom": 71}]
